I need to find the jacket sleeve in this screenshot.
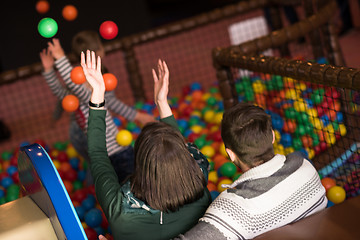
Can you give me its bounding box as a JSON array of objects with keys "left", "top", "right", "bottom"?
[{"left": 87, "top": 108, "right": 123, "bottom": 219}]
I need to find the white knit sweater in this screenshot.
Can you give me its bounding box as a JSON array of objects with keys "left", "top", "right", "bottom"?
[{"left": 176, "top": 153, "right": 327, "bottom": 240}]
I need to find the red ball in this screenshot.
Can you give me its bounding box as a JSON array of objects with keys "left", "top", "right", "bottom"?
[
  {"left": 62, "top": 168, "right": 78, "bottom": 182},
  {"left": 103, "top": 73, "right": 118, "bottom": 91},
  {"left": 57, "top": 151, "right": 69, "bottom": 162},
  {"left": 62, "top": 5, "right": 78, "bottom": 21},
  {"left": 72, "top": 189, "right": 88, "bottom": 203},
  {"left": 70, "top": 66, "right": 86, "bottom": 84},
  {"left": 36, "top": 0, "right": 49, "bottom": 14},
  {"left": 85, "top": 228, "right": 98, "bottom": 240},
  {"left": 62, "top": 95, "right": 79, "bottom": 112},
  {"left": 99, "top": 21, "right": 118, "bottom": 40}
]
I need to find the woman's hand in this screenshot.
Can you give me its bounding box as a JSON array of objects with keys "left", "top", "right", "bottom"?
[
  {"left": 39, "top": 48, "right": 54, "bottom": 73},
  {"left": 153, "top": 59, "right": 169, "bottom": 105},
  {"left": 81, "top": 50, "right": 106, "bottom": 106},
  {"left": 152, "top": 59, "right": 172, "bottom": 118},
  {"left": 47, "top": 38, "right": 65, "bottom": 60}
]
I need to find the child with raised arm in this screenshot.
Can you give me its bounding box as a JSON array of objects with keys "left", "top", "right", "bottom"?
[
  {"left": 40, "top": 36, "right": 154, "bottom": 183},
  {"left": 174, "top": 102, "right": 327, "bottom": 239},
  {"left": 83, "top": 51, "right": 211, "bottom": 240}
]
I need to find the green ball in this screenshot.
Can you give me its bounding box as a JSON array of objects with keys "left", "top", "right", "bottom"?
[
  {"left": 194, "top": 135, "right": 207, "bottom": 149},
  {"left": 220, "top": 162, "right": 237, "bottom": 177},
  {"left": 38, "top": 18, "right": 58, "bottom": 38},
  {"left": 1, "top": 151, "right": 12, "bottom": 161},
  {"left": 72, "top": 180, "right": 83, "bottom": 191},
  {"left": 134, "top": 101, "right": 144, "bottom": 110},
  {"left": 126, "top": 122, "right": 137, "bottom": 131},
  {"left": 53, "top": 141, "right": 67, "bottom": 151},
  {"left": 0, "top": 197, "right": 5, "bottom": 205},
  {"left": 232, "top": 172, "right": 242, "bottom": 181}
]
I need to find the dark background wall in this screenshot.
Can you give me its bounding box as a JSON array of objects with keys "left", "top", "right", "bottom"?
[{"left": 0, "top": 0, "right": 237, "bottom": 73}]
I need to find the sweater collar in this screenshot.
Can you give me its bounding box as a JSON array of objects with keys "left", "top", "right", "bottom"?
[{"left": 228, "top": 154, "right": 286, "bottom": 188}]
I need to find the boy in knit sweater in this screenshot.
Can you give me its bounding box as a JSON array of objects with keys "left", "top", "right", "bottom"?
[{"left": 175, "top": 102, "right": 328, "bottom": 240}]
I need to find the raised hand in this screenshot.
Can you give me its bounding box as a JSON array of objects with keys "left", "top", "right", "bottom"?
[
  {"left": 153, "top": 59, "right": 169, "bottom": 105},
  {"left": 81, "top": 50, "right": 105, "bottom": 105},
  {"left": 47, "top": 38, "right": 65, "bottom": 60},
  {"left": 152, "top": 59, "right": 171, "bottom": 118},
  {"left": 39, "top": 48, "right": 54, "bottom": 73}
]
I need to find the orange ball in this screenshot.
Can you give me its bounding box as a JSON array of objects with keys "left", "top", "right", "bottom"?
[
  {"left": 70, "top": 66, "right": 86, "bottom": 84},
  {"left": 63, "top": 180, "right": 74, "bottom": 193},
  {"left": 36, "top": 0, "right": 49, "bottom": 14},
  {"left": 103, "top": 73, "right": 118, "bottom": 91},
  {"left": 207, "top": 181, "right": 217, "bottom": 192},
  {"left": 321, "top": 177, "right": 336, "bottom": 191},
  {"left": 62, "top": 95, "right": 79, "bottom": 112},
  {"left": 62, "top": 5, "right": 78, "bottom": 21}
]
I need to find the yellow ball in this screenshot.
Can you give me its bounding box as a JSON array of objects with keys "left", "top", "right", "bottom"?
[
  {"left": 201, "top": 145, "right": 215, "bottom": 158},
  {"left": 214, "top": 112, "right": 223, "bottom": 125},
  {"left": 82, "top": 222, "right": 88, "bottom": 229},
  {"left": 307, "top": 108, "right": 318, "bottom": 118},
  {"left": 219, "top": 142, "right": 227, "bottom": 157},
  {"left": 274, "top": 130, "right": 281, "bottom": 143},
  {"left": 203, "top": 110, "right": 215, "bottom": 123},
  {"left": 190, "top": 125, "right": 203, "bottom": 134},
  {"left": 327, "top": 186, "right": 346, "bottom": 204},
  {"left": 217, "top": 178, "right": 233, "bottom": 192},
  {"left": 284, "top": 147, "right": 295, "bottom": 155},
  {"left": 201, "top": 92, "right": 211, "bottom": 101},
  {"left": 339, "top": 124, "right": 347, "bottom": 136},
  {"left": 191, "top": 110, "right": 202, "bottom": 118},
  {"left": 66, "top": 145, "right": 78, "bottom": 158},
  {"left": 293, "top": 100, "right": 307, "bottom": 112},
  {"left": 116, "top": 129, "right": 133, "bottom": 146},
  {"left": 305, "top": 147, "right": 315, "bottom": 159},
  {"left": 208, "top": 171, "right": 218, "bottom": 183},
  {"left": 53, "top": 160, "right": 61, "bottom": 169},
  {"left": 325, "top": 132, "right": 336, "bottom": 146}
]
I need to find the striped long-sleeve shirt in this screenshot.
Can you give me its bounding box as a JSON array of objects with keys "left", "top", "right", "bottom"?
[{"left": 43, "top": 56, "right": 137, "bottom": 156}]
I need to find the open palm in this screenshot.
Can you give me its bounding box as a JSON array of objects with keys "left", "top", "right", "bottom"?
[{"left": 81, "top": 50, "right": 105, "bottom": 92}]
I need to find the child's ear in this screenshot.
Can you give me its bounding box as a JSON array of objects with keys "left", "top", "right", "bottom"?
[
  {"left": 225, "top": 148, "right": 237, "bottom": 163},
  {"left": 272, "top": 129, "right": 275, "bottom": 144}
]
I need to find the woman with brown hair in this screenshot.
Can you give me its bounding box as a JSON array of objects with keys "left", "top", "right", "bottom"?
[{"left": 83, "top": 50, "right": 211, "bottom": 240}]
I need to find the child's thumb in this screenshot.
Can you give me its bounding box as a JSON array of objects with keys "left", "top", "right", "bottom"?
[{"left": 98, "top": 235, "right": 107, "bottom": 240}]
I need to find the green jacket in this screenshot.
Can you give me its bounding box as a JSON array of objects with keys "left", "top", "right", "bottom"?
[{"left": 88, "top": 109, "right": 211, "bottom": 240}]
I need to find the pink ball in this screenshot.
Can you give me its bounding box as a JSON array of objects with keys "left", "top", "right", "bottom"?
[{"left": 99, "top": 21, "right": 118, "bottom": 40}]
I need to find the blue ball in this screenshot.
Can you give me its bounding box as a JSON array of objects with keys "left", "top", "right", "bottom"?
[
  {"left": 1, "top": 177, "right": 14, "bottom": 188},
  {"left": 113, "top": 117, "right": 122, "bottom": 127},
  {"left": 69, "top": 157, "right": 80, "bottom": 170},
  {"left": 6, "top": 166, "right": 18, "bottom": 176},
  {"left": 326, "top": 200, "right": 335, "bottom": 208},
  {"left": 94, "top": 226, "right": 105, "bottom": 235},
  {"left": 82, "top": 195, "right": 96, "bottom": 211},
  {"left": 132, "top": 127, "right": 141, "bottom": 135},
  {"left": 0, "top": 189, "right": 4, "bottom": 198},
  {"left": 280, "top": 133, "right": 292, "bottom": 148},
  {"left": 77, "top": 170, "right": 86, "bottom": 181},
  {"left": 190, "top": 82, "right": 202, "bottom": 91},
  {"left": 210, "top": 191, "right": 220, "bottom": 201},
  {"left": 177, "top": 119, "right": 188, "bottom": 130},
  {"left": 75, "top": 205, "right": 86, "bottom": 220},
  {"left": 320, "top": 115, "right": 330, "bottom": 126},
  {"left": 336, "top": 112, "right": 343, "bottom": 123},
  {"left": 85, "top": 208, "right": 103, "bottom": 228},
  {"left": 20, "top": 141, "right": 31, "bottom": 147}
]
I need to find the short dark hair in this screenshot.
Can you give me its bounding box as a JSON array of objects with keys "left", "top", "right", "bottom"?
[
  {"left": 71, "top": 30, "right": 103, "bottom": 59},
  {"left": 221, "top": 102, "right": 274, "bottom": 167},
  {"left": 131, "top": 122, "right": 206, "bottom": 212}
]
